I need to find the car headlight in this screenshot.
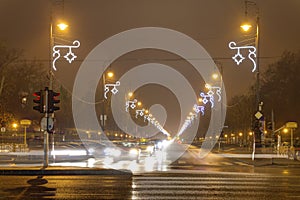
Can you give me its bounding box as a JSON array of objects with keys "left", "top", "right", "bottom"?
[
  {"left": 129, "top": 148, "right": 139, "bottom": 155},
  {"left": 146, "top": 146, "right": 153, "bottom": 152}
]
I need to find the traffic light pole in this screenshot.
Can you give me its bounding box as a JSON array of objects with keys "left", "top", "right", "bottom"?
[
  {"left": 43, "top": 88, "right": 49, "bottom": 168},
  {"left": 33, "top": 89, "right": 60, "bottom": 167}
]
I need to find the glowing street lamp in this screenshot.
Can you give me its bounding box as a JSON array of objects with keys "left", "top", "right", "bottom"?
[
  {"left": 50, "top": 21, "right": 69, "bottom": 88},
  {"left": 12, "top": 123, "right": 18, "bottom": 129},
  {"left": 107, "top": 71, "right": 114, "bottom": 78},
  {"left": 128, "top": 92, "right": 133, "bottom": 98},
  {"left": 212, "top": 73, "right": 219, "bottom": 80},
  {"left": 241, "top": 0, "right": 261, "bottom": 160},
  {"left": 240, "top": 23, "right": 252, "bottom": 32},
  {"left": 57, "top": 22, "right": 68, "bottom": 31}
]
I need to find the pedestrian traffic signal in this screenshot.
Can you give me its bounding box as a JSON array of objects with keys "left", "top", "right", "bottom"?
[
  {"left": 48, "top": 90, "right": 60, "bottom": 113},
  {"left": 33, "top": 90, "right": 44, "bottom": 113}
]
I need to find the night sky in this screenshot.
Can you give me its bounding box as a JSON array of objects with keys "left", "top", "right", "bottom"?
[{"left": 0, "top": 0, "right": 299, "bottom": 99}]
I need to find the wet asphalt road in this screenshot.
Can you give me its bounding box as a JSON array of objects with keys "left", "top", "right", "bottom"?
[{"left": 1, "top": 166, "right": 300, "bottom": 200}]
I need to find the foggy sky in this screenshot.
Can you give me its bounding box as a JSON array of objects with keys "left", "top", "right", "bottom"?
[{"left": 0, "top": 0, "right": 299, "bottom": 99}]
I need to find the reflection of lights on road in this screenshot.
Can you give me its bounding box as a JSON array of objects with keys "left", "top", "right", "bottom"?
[
  {"left": 87, "top": 158, "right": 96, "bottom": 167},
  {"left": 282, "top": 170, "right": 289, "bottom": 175},
  {"left": 129, "top": 149, "right": 139, "bottom": 155},
  {"left": 146, "top": 146, "right": 154, "bottom": 153},
  {"left": 128, "top": 161, "right": 138, "bottom": 171},
  {"left": 50, "top": 162, "right": 87, "bottom": 168},
  {"left": 144, "top": 157, "right": 156, "bottom": 171},
  {"left": 104, "top": 148, "right": 121, "bottom": 157},
  {"left": 50, "top": 150, "right": 87, "bottom": 156}
]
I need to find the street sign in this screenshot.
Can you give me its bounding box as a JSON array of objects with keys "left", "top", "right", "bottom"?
[
  {"left": 286, "top": 122, "right": 298, "bottom": 129},
  {"left": 41, "top": 117, "right": 54, "bottom": 131},
  {"left": 254, "top": 111, "right": 263, "bottom": 120},
  {"left": 20, "top": 119, "right": 32, "bottom": 126}
]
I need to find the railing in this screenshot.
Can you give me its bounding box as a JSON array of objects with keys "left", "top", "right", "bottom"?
[{"left": 0, "top": 143, "right": 29, "bottom": 152}]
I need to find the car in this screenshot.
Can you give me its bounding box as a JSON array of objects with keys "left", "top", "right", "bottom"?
[
  {"left": 50, "top": 142, "right": 90, "bottom": 161},
  {"left": 104, "top": 141, "right": 140, "bottom": 163},
  {"left": 138, "top": 141, "right": 155, "bottom": 157}
]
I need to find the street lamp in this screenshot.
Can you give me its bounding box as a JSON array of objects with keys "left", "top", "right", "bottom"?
[
  {"left": 45, "top": 16, "right": 69, "bottom": 167},
  {"left": 101, "top": 71, "right": 115, "bottom": 130},
  {"left": 57, "top": 22, "right": 68, "bottom": 31},
  {"left": 240, "top": 23, "right": 252, "bottom": 32},
  {"left": 12, "top": 122, "right": 18, "bottom": 129},
  {"left": 128, "top": 92, "right": 133, "bottom": 98},
  {"left": 50, "top": 20, "right": 68, "bottom": 87},
  {"left": 137, "top": 101, "right": 142, "bottom": 107},
  {"left": 241, "top": 1, "right": 260, "bottom": 109},
  {"left": 211, "top": 61, "right": 224, "bottom": 139},
  {"left": 241, "top": 0, "right": 260, "bottom": 160}
]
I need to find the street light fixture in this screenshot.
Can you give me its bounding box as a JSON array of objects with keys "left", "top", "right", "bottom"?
[
  {"left": 128, "top": 92, "right": 133, "bottom": 98},
  {"left": 240, "top": 23, "right": 252, "bottom": 32},
  {"left": 241, "top": 1, "right": 260, "bottom": 108},
  {"left": 12, "top": 123, "right": 18, "bottom": 129},
  {"left": 57, "top": 22, "right": 68, "bottom": 31},
  {"left": 137, "top": 101, "right": 142, "bottom": 107},
  {"left": 107, "top": 71, "right": 114, "bottom": 78},
  {"left": 212, "top": 73, "right": 219, "bottom": 80}
]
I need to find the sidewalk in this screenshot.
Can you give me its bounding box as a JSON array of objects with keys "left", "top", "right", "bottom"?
[{"left": 233, "top": 157, "right": 300, "bottom": 167}]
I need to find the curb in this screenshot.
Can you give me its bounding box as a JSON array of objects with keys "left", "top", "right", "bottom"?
[{"left": 0, "top": 167, "right": 133, "bottom": 176}]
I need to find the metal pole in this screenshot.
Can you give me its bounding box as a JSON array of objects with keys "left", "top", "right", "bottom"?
[
  {"left": 48, "top": 6, "right": 55, "bottom": 165},
  {"left": 24, "top": 126, "right": 27, "bottom": 146},
  {"left": 102, "top": 73, "right": 106, "bottom": 130},
  {"left": 43, "top": 88, "right": 49, "bottom": 168},
  {"left": 291, "top": 129, "right": 294, "bottom": 147},
  {"left": 255, "top": 14, "right": 260, "bottom": 109}
]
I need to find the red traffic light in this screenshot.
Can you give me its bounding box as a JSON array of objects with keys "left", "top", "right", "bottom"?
[
  {"left": 33, "top": 90, "right": 44, "bottom": 113},
  {"left": 48, "top": 90, "right": 60, "bottom": 113}
]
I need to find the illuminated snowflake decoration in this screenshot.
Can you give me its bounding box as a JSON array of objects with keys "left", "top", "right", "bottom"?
[
  {"left": 228, "top": 41, "right": 257, "bottom": 72},
  {"left": 104, "top": 81, "right": 120, "bottom": 99},
  {"left": 125, "top": 99, "right": 137, "bottom": 112},
  {"left": 135, "top": 109, "right": 145, "bottom": 118},
  {"left": 205, "top": 84, "right": 222, "bottom": 102},
  {"left": 200, "top": 92, "right": 214, "bottom": 108},
  {"left": 193, "top": 104, "right": 205, "bottom": 116},
  {"left": 52, "top": 40, "right": 81, "bottom": 71}
]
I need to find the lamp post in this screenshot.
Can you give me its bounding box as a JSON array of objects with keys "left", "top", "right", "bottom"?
[
  {"left": 101, "top": 71, "right": 114, "bottom": 131},
  {"left": 241, "top": 0, "right": 260, "bottom": 160},
  {"left": 241, "top": 0, "right": 260, "bottom": 110},
  {"left": 212, "top": 62, "right": 224, "bottom": 136},
  {"left": 46, "top": 13, "right": 68, "bottom": 168}
]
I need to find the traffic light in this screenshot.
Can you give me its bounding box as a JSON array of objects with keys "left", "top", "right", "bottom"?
[
  {"left": 48, "top": 90, "right": 60, "bottom": 113},
  {"left": 267, "top": 121, "right": 273, "bottom": 130},
  {"left": 253, "top": 119, "right": 259, "bottom": 131},
  {"left": 33, "top": 90, "right": 44, "bottom": 113}
]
